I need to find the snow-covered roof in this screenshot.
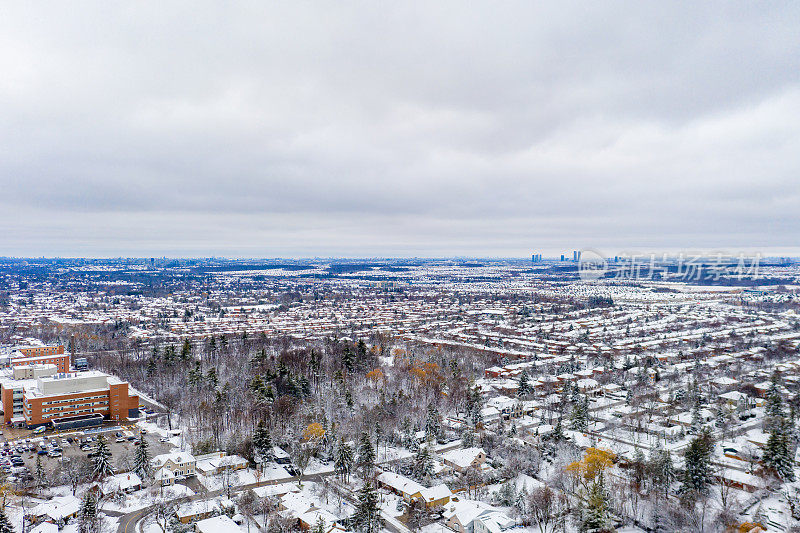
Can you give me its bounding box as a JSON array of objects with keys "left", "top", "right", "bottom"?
[
  {"left": 177, "top": 497, "right": 234, "bottom": 520},
  {"left": 376, "top": 471, "right": 424, "bottom": 496},
  {"left": 152, "top": 451, "right": 195, "bottom": 467},
  {"left": 419, "top": 483, "right": 451, "bottom": 502},
  {"left": 30, "top": 524, "right": 58, "bottom": 533},
  {"left": 101, "top": 472, "right": 142, "bottom": 493},
  {"left": 470, "top": 510, "right": 515, "bottom": 533},
  {"left": 196, "top": 515, "right": 241, "bottom": 533},
  {"left": 154, "top": 467, "right": 175, "bottom": 480},
  {"left": 29, "top": 495, "right": 81, "bottom": 522},
  {"left": 440, "top": 447, "right": 485, "bottom": 469},
  {"left": 443, "top": 499, "right": 494, "bottom": 526}
]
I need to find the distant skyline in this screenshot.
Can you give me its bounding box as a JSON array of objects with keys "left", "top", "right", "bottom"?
[{"left": 1, "top": 2, "right": 799, "bottom": 257}]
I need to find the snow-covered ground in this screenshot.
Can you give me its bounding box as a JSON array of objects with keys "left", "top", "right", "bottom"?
[{"left": 100, "top": 483, "right": 195, "bottom": 513}]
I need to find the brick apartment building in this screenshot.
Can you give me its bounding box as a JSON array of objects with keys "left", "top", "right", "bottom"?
[
  {"left": 15, "top": 345, "right": 65, "bottom": 357},
  {"left": 7, "top": 345, "right": 71, "bottom": 373},
  {"left": 1, "top": 370, "right": 139, "bottom": 428}
]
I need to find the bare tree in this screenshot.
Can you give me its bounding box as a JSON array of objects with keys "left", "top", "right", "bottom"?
[{"left": 528, "top": 487, "right": 566, "bottom": 533}]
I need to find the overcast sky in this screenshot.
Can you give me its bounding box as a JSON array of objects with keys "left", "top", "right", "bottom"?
[{"left": 1, "top": 2, "right": 798, "bottom": 258}]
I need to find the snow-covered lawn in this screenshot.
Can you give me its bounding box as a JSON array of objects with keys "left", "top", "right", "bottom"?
[
  {"left": 261, "top": 462, "right": 292, "bottom": 481},
  {"left": 198, "top": 468, "right": 260, "bottom": 491},
  {"left": 100, "top": 483, "right": 196, "bottom": 512},
  {"left": 305, "top": 458, "right": 335, "bottom": 475}
]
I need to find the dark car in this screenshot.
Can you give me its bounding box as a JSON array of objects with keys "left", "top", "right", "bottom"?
[{"left": 37, "top": 450, "right": 47, "bottom": 455}]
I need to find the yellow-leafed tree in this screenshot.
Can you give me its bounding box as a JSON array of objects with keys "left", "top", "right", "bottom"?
[
  {"left": 303, "top": 422, "right": 326, "bottom": 442},
  {"left": 565, "top": 447, "right": 615, "bottom": 491}
]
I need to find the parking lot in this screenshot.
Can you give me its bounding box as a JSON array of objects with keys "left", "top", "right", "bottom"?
[{"left": 1, "top": 422, "right": 175, "bottom": 482}]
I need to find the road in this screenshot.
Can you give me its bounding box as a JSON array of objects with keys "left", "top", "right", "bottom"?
[
  {"left": 111, "top": 441, "right": 467, "bottom": 533},
  {"left": 114, "top": 471, "right": 333, "bottom": 533}
]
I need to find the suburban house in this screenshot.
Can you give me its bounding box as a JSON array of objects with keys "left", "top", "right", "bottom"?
[
  {"left": 28, "top": 495, "right": 81, "bottom": 527},
  {"left": 29, "top": 523, "right": 58, "bottom": 533},
  {"left": 484, "top": 396, "right": 521, "bottom": 419},
  {"left": 176, "top": 497, "right": 234, "bottom": 524},
  {"left": 718, "top": 390, "right": 754, "bottom": 411},
  {"left": 440, "top": 447, "right": 487, "bottom": 473},
  {"left": 152, "top": 451, "right": 196, "bottom": 479},
  {"left": 100, "top": 472, "right": 143, "bottom": 496},
  {"left": 419, "top": 484, "right": 452, "bottom": 508},
  {"left": 279, "top": 492, "right": 343, "bottom": 532},
  {"left": 376, "top": 471, "right": 424, "bottom": 501},
  {"left": 470, "top": 509, "right": 516, "bottom": 533},
  {"left": 154, "top": 466, "right": 176, "bottom": 486},
  {"left": 195, "top": 515, "right": 241, "bottom": 533},
  {"left": 444, "top": 499, "right": 511, "bottom": 533},
  {"left": 196, "top": 451, "right": 249, "bottom": 475}
]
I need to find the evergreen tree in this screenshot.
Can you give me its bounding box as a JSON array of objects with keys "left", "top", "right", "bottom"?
[
  {"left": 92, "top": 435, "right": 114, "bottom": 481},
  {"left": 413, "top": 444, "right": 434, "bottom": 479},
  {"left": 352, "top": 481, "right": 383, "bottom": 533},
  {"left": 79, "top": 491, "right": 100, "bottom": 533},
  {"left": 766, "top": 372, "right": 785, "bottom": 431},
  {"left": 571, "top": 395, "right": 589, "bottom": 432},
  {"left": 400, "top": 418, "right": 415, "bottom": 449},
  {"left": 517, "top": 370, "right": 531, "bottom": 398},
  {"left": 133, "top": 436, "right": 152, "bottom": 480},
  {"left": 681, "top": 429, "right": 714, "bottom": 495},
  {"left": 300, "top": 375, "right": 311, "bottom": 397},
  {"left": 356, "top": 432, "right": 375, "bottom": 479},
  {"left": 550, "top": 418, "right": 566, "bottom": 443},
  {"left": 496, "top": 481, "right": 518, "bottom": 506},
  {"left": 763, "top": 418, "right": 795, "bottom": 481},
  {"left": 714, "top": 404, "right": 726, "bottom": 428},
  {"left": 313, "top": 516, "right": 326, "bottom": 533},
  {"left": 35, "top": 453, "right": 46, "bottom": 489},
  {"left": 335, "top": 438, "right": 354, "bottom": 483},
  {"left": 425, "top": 404, "right": 441, "bottom": 442},
  {"left": 180, "top": 338, "right": 192, "bottom": 360},
  {"left": 648, "top": 445, "right": 675, "bottom": 496},
  {"left": 461, "top": 427, "right": 475, "bottom": 447},
  {"left": 253, "top": 421, "right": 273, "bottom": 463},
  {"left": 342, "top": 345, "right": 355, "bottom": 372},
  {"left": 206, "top": 367, "right": 218, "bottom": 388},
  {"left": 580, "top": 479, "right": 610, "bottom": 533},
  {"left": 0, "top": 508, "right": 13, "bottom": 533},
  {"left": 467, "top": 386, "right": 484, "bottom": 427}
]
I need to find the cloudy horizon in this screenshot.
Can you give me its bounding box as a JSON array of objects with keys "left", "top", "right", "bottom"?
[{"left": 1, "top": 2, "right": 799, "bottom": 258}]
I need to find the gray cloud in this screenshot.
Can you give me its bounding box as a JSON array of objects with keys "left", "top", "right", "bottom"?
[{"left": 0, "top": 1, "right": 799, "bottom": 257}]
